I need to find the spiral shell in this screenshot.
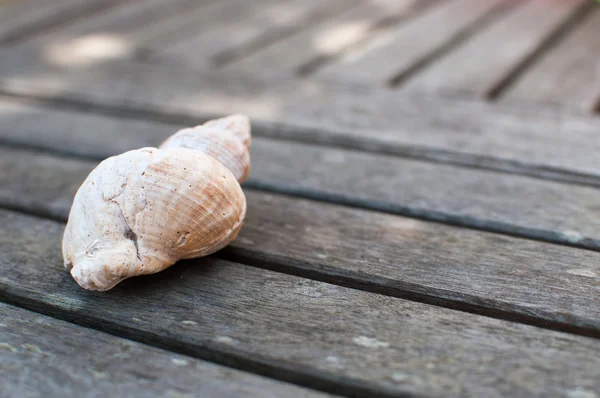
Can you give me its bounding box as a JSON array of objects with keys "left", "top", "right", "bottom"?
[
  {"left": 62, "top": 115, "right": 251, "bottom": 291},
  {"left": 160, "top": 114, "right": 251, "bottom": 182}
]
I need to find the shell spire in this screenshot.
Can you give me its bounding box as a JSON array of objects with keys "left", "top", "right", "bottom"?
[
  {"left": 160, "top": 114, "right": 251, "bottom": 183},
  {"left": 62, "top": 114, "right": 251, "bottom": 291}
]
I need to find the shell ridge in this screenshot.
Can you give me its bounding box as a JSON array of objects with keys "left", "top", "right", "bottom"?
[{"left": 63, "top": 115, "right": 250, "bottom": 291}]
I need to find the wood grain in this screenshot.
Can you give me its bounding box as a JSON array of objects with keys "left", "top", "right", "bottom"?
[
  {"left": 249, "top": 139, "right": 600, "bottom": 249},
  {"left": 133, "top": 0, "right": 259, "bottom": 51},
  {"left": 0, "top": 98, "right": 179, "bottom": 159},
  {"left": 24, "top": 0, "right": 214, "bottom": 47},
  {"left": 0, "top": 303, "right": 332, "bottom": 398},
  {"left": 501, "top": 7, "right": 600, "bottom": 111},
  {"left": 0, "top": 0, "right": 117, "bottom": 43},
  {"left": 314, "top": 0, "right": 507, "bottom": 86},
  {"left": 2, "top": 146, "right": 600, "bottom": 336},
  {"left": 2, "top": 51, "right": 600, "bottom": 187},
  {"left": 402, "top": 0, "right": 586, "bottom": 97},
  {"left": 223, "top": 0, "right": 422, "bottom": 78},
  {"left": 3, "top": 102, "right": 600, "bottom": 249},
  {"left": 151, "top": 0, "right": 353, "bottom": 68},
  {"left": 2, "top": 209, "right": 600, "bottom": 397}
]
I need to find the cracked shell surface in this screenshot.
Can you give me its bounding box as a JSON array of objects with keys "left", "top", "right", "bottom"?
[{"left": 62, "top": 147, "right": 246, "bottom": 291}]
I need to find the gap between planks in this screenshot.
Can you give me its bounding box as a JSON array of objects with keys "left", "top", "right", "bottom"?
[
  {"left": 0, "top": 302, "right": 335, "bottom": 398},
  {"left": 213, "top": 0, "right": 357, "bottom": 67},
  {"left": 487, "top": 0, "right": 596, "bottom": 100},
  {"left": 3, "top": 96, "right": 600, "bottom": 256},
  {"left": 2, "top": 209, "right": 600, "bottom": 397},
  {"left": 1, "top": 54, "right": 600, "bottom": 251},
  {"left": 3, "top": 190, "right": 600, "bottom": 340},
  {"left": 1, "top": 90, "right": 600, "bottom": 193},
  {"left": 388, "top": 0, "right": 518, "bottom": 88},
  {"left": 1, "top": 45, "right": 600, "bottom": 186},
  {"left": 220, "top": 0, "right": 440, "bottom": 79},
  {"left": 398, "top": 0, "right": 591, "bottom": 100},
  {"left": 0, "top": 281, "right": 392, "bottom": 398},
  {"left": 499, "top": 6, "right": 600, "bottom": 112},
  {"left": 0, "top": 0, "right": 141, "bottom": 44},
  {"left": 2, "top": 145, "right": 600, "bottom": 339}
]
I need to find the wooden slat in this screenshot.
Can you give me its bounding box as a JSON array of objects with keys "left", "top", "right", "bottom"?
[
  {"left": 2, "top": 143, "right": 600, "bottom": 336},
  {"left": 251, "top": 139, "right": 600, "bottom": 249},
  {"left": 24, "top": 0, "right": 214, "bottom": 48},
  {"left": 314, "top": 0, "right": 507, "bottom": 86},
  {"left": 132, "top": 0, "right": 260, "bottom": 51},
  {"left": 0, "top": 99, "right": 177, "bottom": 159},
  {"left": 2, "top": 123, "right": 600, "bottom": 251},
  {"left": 402, "top": 0, "right": 586, "bottom": 97},
  {"left": 223, "top": 0, "right": 422, "bottom": 78},
  {"left": 501, "top": 8, "right": 600, "bottom": 111},
  {"left": 148, "top": 0, "right": 295, "bottom": 66},
  {"left": 2, "top": 51, "right": 600, "bottom": 186},
  {"left": 5, "top": 120, "right": 600, "bottom": 250},
  {"left": 2, "top": 209, "right": 600, "bottom": 397},
  {"left": 0, "top": 0, "right": 112, "bottom": 43},
  {"left": 0, "top": 303, "right": 331, "bottom": 398},
  {"left": 151, "top": 0, "right": 352, "bottom": 68}
]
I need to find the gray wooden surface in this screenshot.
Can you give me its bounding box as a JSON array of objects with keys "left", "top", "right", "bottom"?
[
  {"left": 0, "top": 303, "right": 332, "bottom": 398},
  {"left": 4, "top": 110, "right": 600, "bottom": 251},
  {"left": 502, "top": 7, "right": 600, "bottom": 111},
  {"left": 0, "top": 0, "right": 117, "bottom": 43},
  {"left": 2, "top": 145, "right": 600, "bottom": 337},
  {"left": 3, "top": 0, "right": 600, "bottom": 396},
  {"left": 153, "top": 0, "right": 353, "bottom": 68},
  {"left": 2, "top": 209, "right": 600, "bottom": 398},
  {"left": 316, "top": 0, "right": 508, "bottom": 86},
  {"left": 2, "top": 56, "right": 600, "bottom": 188},
  {"left": 134, "top": 0, "right": 264, "bottom": 51},
  {"left": 222, "top": 0, "right": 428, "bottom": 78},
  {"left": 402, "top": 0, "right": 587, "bottom": 97},
  {"left": 24, "top": 0, "right": 213, "bottom": 47}
]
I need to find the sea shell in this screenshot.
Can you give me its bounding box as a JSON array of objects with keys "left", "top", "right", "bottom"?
[
  {"left": 160, "top": 114, "right": 251, "bottom": 183},
  {"left": 62, "top": 115, "right": 251, "bottom": 291}
]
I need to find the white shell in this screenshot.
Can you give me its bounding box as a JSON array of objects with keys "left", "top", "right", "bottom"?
[
  {"left": 160, "top": 114, "right": 251, "bottom": 182},
  {"left": 62, "top": 115, "right": 251, "bottom": 291}
]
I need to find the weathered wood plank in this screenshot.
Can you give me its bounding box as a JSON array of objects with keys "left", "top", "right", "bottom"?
[
  {"left": 0, "top": 303, "right": 332, "bottom": 398},
  {"left": 151, "top": 0, "right": 352, "bottom": 68},
  {"left": 0, "top": 147, "right": 95, "bottom": 219},
  {"left": 147, "top": 0, "right": 299, "bottom": 67},
  {"left": 501, "top": 7, "right": 600, "bottom": 111},
  {"left": 2, "top": 95, "right": 600, "bottom": 251},
  {"left": 227, "top": 192, "right": 600, "bottom": 336},
  {"left": 402, "top": 0, "right": 587, "bottom": 97},
  {"left": 2, "top": 51, "right": 600, "bottom": 187},
  {"left": 2, "top": 146, "right": 600, "bottom": 336},
  {"left": 314, "top": 0, "right": 508, "bottom": 86},
  {"left": 0, "top": 99, "right": 178, "bottom": 159},
  {"left": 250, "top": 139, "right": 600, "bottom": 249},
  {"left": 1, "top": 94, "right": 600, "bottom": 252},
  {"left": 0, "top": 0, "right": 115, "bottom": 43},
  {"left": 5, "top": 123, "right": 600, "bottom": 250},
  {"left": 132, "top": 0, "right": 260, "bottom": 51},
  {"left": 24, "top": 0, "right": 214, "bottom": 50},
  {"left": 2, "top": 209, "right": 600, "bottom": 397},
  {"left": 223, "top": 0, "right": 423, "bottom": 78}
]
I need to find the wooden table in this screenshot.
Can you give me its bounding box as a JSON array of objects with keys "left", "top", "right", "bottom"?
[{"left": 1, "top": 0, "right": 600, "bottom": 397}]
